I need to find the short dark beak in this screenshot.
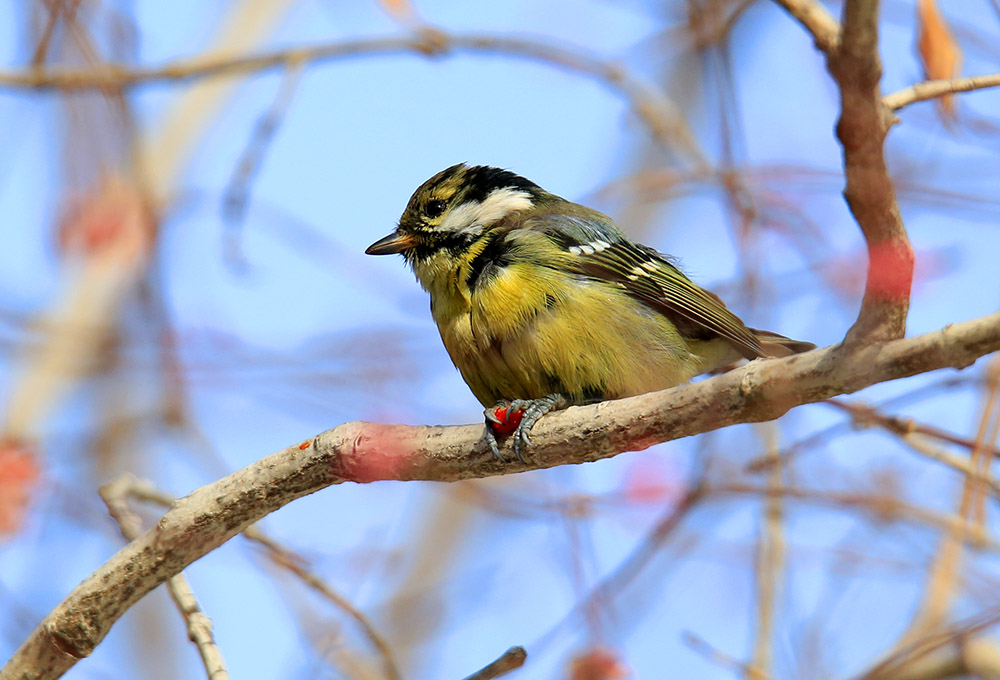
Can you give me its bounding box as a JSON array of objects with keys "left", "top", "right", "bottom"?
[{"left": 365, "top": 230, "right": 416, "bottom": 255}]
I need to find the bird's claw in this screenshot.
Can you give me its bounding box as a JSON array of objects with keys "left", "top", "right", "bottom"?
[
  {"left": 484, "top": 403, "right": 506, "bottom": 426},
  {"left": 482, "top": 395, "right": 568, "bottom": 464}
]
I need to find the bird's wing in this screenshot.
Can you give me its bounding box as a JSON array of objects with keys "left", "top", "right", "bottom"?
[{"left": 522, "top": 214, "right": 764, "bottom": 359}]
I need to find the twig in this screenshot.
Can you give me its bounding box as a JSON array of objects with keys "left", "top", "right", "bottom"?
[
  {"left": 825, "top": 399, "right": 1000, "bottom": 461},
  {"left": 769, "top": 0, "right": 841, "bottom": 53},
  {"left": 856, "top": 608, "right": 1000, "bottom": 680},
  {"left": 537, "top": 479, "right": 706, "bottom": 649},
  {"left": 250, "top": 535, "right": 402, "bottom": 680},
  {"left": 749, "top": 425, "right": 784, "bottom": 680},
  {"left": 120, "top": 478, "right": 402, "bottom": 680},
  {"left": 898, "top": 358, "right": 1000, "bottom": 647},
  {"left": 99, "top": 477, "right": 229, "bottom": 680},
  {"left": 970, "top": 360, "right": 1000, "bottom": 529},
  {"left": 897, "top": 432, "right": 1000, "bottom": 499},
  {"left": 745, "top": 377, "right": 980, "bottom": 472},
  {"left": 0, "top": 31, "right": 701, "bottom": 161},
  {"left": 222, "top": 63, "right": 304, "bottom": 267},
  {"left": 3, "top": 312, "right": 1000, "bottom": 680},
  {"left": 709, "top": 484, "right": 1000, "bottom": 553},
  {"left": 30, "top": 0, "right": 63, "bottom": 67},
  {"left": 460, "top": 646, "right": 527, "bottom": 680},
  {"left": 684, "top": 632, "right": 774, "bottom": 680},
  {"left": 884, "top": 72, "right": 1000, "bottom": 112}
]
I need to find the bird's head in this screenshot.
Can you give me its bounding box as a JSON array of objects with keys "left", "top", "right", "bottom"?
[{"left": 366, "top": 164, "right": 544, "bottom": 262}]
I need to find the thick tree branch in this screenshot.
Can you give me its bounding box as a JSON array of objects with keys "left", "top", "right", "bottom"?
[
  {"left": 827, "top": 0, "right": 914, "bottom": 344},
  {"left": 2, "top": 312, "right": 999, "bottom": 680}
]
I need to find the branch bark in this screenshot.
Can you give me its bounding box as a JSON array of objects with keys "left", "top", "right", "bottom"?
[
  {"left": 827, "top": 0, "right": 914, "bottom": 344},
  {"left": 2, "top": 312, "right": 999, "bottom": 680}
]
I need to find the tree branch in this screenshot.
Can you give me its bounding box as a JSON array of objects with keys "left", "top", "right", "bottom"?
[
  {"left": 827, "top": 0, "right": 913, "bottom": 344},
  {"left": 3, "top": 312, "right": 999, "bottom": 680},
  {"left": 460, "top": 646, "right": 527, "bottom": 680},
  {"left": 770, "top": 0, "right": 841, "bottom": 53},
  {"left": 883, "top": 72, "right": 1000, "bottom": 112},
  {"left": 99, "top": 476, "right": 230, "bottom": 680},
  {"left": 0, "top": 31, "right": 700, "bottom": 161}
]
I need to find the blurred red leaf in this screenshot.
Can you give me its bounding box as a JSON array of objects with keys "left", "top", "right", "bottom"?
[
  {"left": 377, "top": 0, "right": 416, "bottom": 23},
  {"left": 568, "top": 647, "right": 629, "bottom": 680},
  {"left": 0, "top": 440, "right": 39, "bottom": 537},
  {"left": 622, "top": 457, "right": 681, "bottom": 505}
]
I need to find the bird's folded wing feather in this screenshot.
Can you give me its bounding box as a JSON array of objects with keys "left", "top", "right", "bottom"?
[{"left": 522, "top": 214, "right": 764, "bottom": 359}]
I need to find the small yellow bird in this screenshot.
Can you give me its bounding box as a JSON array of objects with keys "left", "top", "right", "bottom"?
[{"left": 367, "top": 164, "right": 813, "bottom": 460}]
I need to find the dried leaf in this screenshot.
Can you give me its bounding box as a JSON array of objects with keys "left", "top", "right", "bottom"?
[
  {"left": 916, "top": 0, "right": 962, "bottom": 119},
  {"left": 377, "top": 0, "right": 416, "bottom": 23},
  {"left": 568, "top": 647, "right": 629, "bottom": 680}
]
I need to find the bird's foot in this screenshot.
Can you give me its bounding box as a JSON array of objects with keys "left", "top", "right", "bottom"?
[{"left": 482, "top": 394, "right": 569, "bottom": 463}]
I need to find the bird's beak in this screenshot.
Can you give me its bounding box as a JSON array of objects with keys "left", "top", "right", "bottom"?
[{"left": 365, "top": 230, "right": 415, "bottom": 255}]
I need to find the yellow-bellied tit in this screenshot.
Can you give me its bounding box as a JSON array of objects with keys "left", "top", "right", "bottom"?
[{"left": 366, "top": 164, "right": 815, "bottom": 462}]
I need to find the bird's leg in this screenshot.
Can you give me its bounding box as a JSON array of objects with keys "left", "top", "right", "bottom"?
[{"left": 482, "top": 394, "right": 569, "bottom": 463}]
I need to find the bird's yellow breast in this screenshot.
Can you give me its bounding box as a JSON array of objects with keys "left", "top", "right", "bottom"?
[{"left": 413, "top": 240, "right": 726, "bottom": 407}]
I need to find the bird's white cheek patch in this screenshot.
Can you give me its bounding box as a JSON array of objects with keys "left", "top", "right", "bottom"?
[{"left": 441, "top": 188, "right": 533, "bottom": 233}]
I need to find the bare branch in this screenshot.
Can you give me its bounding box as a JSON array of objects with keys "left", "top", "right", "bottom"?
[
  {"left": 99, "top": 477, "right": 230, "bottom": 680},
  {"left": 685, "top": 632, "right": 774, "bottom": 680},
  {"left": 0, "top": 31, "right": 700, "bottom": 161},
  {"left": 897, "top": 357, "right": 1000, "bottom": 646},
  {"left": 826, "top": 399, "right": 1000, "bottom": 461},
  {"left": 770, "top": 0, "right": 841, "bottom": 53},
  {"left": 2, "top": 312, "right": 999, "bottom": 680},
  {"left": 749, "top": 426, "right": 784, "bottom": 679},
  {"left": 460, "top": 646, "right": 526, "bottom": 680},
  {"left": 884, "top": 72, "right": 1000, "bottom": 112},
  {"left": 115, "top": 477, "right": 402, "bottom": 680},
  {"left": 827, "top": 0, "right": 914, "bottom": 344}
]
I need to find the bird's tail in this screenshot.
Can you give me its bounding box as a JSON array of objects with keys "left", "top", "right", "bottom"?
[{"left": 752, "top": 328, "right": 816, "bottom": 358}]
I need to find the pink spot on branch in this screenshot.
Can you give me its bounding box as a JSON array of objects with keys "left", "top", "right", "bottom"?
[
  {"left": 340, "top": 425, "right": 417, "bottom": 483},
  {"left": 56, "top": 176, "right": 154, "bottom": 268},
  {"left": 867, "top": 240, "right": 914, "bottom": 301},
  {"left": 0, "top": 440, "right": 39, "bottom": 536}
]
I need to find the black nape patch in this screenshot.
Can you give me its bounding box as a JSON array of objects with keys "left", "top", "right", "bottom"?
[
  {"left": 463, "top": 166, "right": 540, "bottom": 205},
  {"left": 466, "top": 232, "right": 512, "bottom": 289}
]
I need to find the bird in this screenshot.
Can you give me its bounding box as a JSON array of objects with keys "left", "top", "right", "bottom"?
[{"left": 366, "top": 164, "right": 814, "bottom": 461}]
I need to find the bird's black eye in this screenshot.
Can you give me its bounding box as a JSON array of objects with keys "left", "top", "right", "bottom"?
[{"left": 425, "top": 199, "right": 447, "bottom": 219}]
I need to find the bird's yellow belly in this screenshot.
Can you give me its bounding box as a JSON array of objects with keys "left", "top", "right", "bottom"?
[{"left": 437, "top": 278, "right": 710, "bottom": 407}]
